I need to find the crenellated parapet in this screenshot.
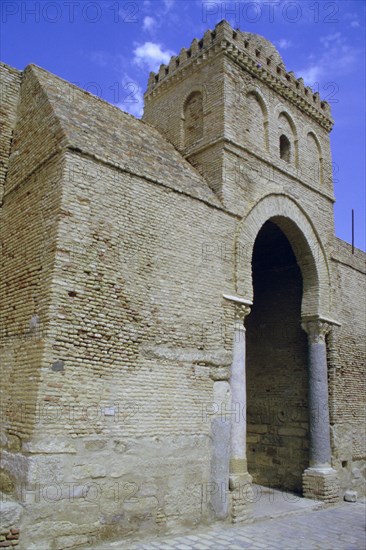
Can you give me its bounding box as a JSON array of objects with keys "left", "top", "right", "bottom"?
[{"left": 145, "top": 20, "right": 333, "bottom": 132}]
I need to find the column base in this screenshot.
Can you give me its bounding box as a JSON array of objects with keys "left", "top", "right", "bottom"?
[
  {"left": 302, "top": 467, "right": 340, "bottom": 503},
  {"left": 229, "top": 473, "right": 253, "bottom": 524}
]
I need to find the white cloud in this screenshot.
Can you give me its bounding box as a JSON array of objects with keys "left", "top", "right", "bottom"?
[
  {"left": 296, "top": 33, "right": 358, "bottom": 86},
  {"left": 320, "top": 32, "right": 342, "bottom": 49},
  {"left": 276, "top": 38, "right": 292, "bottom": 50},
  {"left": 297, "top": 65, "right": 323, "bottom": 85},
  {"left": 133, "top": 42, "right": 175, "bottom": 72},
  {"left": 143, "top": 16, "right": 156, "bottom": 32},
  {"left": 141, "top": 0, "right": 176, "bottom": 33},
  {"left": 163, "top": 0, "right": 175, "bottom": 11},
  {"left": 344, "top": 11, "right": 361, "bottom": 28},
  {"left": 90, "top": 51, "right": 110, "bottom": 68},
  {"left": 117, "top": 75, "right": 144, "bottom": 118}
]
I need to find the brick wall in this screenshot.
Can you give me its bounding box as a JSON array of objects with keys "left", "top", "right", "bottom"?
[
  {"left": 329, "top": 239, "right": 366, "bottom": 496},
  {"left": 0, "top": 63, "right": 21, "bottom": 204},
  {"left": 0, "top": 64, "right": 64, "bottom": 491},
  {"left": 0, "top": 62, "right": 238, "bottom": 547}
]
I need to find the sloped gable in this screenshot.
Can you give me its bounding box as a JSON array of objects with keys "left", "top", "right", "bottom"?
[{"left": 29, "top": 64, "right": 222, "bottom": 208}]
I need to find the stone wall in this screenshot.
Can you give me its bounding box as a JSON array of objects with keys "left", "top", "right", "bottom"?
[
  {"left": 0, "top": 63, "right": 21, "bottom": 205},
  {"left": 0, "top": 63, "right": 64, "bottom": 497},
  {"left": 17, "top": 148, "right": 238, "bottom": 547},
  {"left": 0, "top": 527, "right": 20, "bottom": 548},
  {"left": 0, "top": 62, "right": 240, "bottom": 547},
  {"left": 0, "top": 496, "right": 22, "bottom": 548},
  {"left": 329, "top": 239, "right": 366, "bottom": 497}
]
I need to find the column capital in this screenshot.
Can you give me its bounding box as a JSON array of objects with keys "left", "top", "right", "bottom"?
[
  {"left": 301, "top": 319, "right": 331, "bottom": 344},
  {"left": 235, "top": 303, "right": 251, "bottom": 322},
  {"left": 223, "top": 294, "right": 252, "bottom": 322},
  {"left": 301, "top": 316, "right": 340, "bottom": 344}
]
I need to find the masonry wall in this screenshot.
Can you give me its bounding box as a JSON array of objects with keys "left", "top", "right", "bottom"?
[
  {"left": 142, "top": 23, "right": 366, "bottom": 505},
  {"left": 329, "top": 239, "right": 366, "bottom": 497},
  {"left": 0, "top": 65, "right": 64, "bottom": 501},
  {"left": 0, "top": 63, "right": 21, "bottom": 204},
  {"left": 0, "top": 62, "right": 247, "bottom": 547},
  {"left": 14, "top": 149, "right": 240, "bottom": 548},
  {"left": 220, "top": 56, "right": 336, "bottom": 243},
  {"left": 143, "top": 54, "right": 226, "bottom": 200},
  {"left": 144, "top": 54, "right": 225, "bottom": 153},
  {"left": 145, "top": 51, "right": 336, "bottom": 275}
]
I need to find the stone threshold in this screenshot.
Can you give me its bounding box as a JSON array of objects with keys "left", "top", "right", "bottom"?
[{"left": 251, "top": 484, "right": 325, "bottom": 524}]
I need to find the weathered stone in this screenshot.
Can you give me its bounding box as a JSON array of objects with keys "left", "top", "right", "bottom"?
[
  {"left": 210, "top": 397, "right": 230, "bottom": 519},
  {"left": 0, "top": 472, "right": 14, "bottom": 494},
  {"left": 344, "top": 490, "right": 357, "bottom": 502},
  {"left": 55, "top": 535, "right": 89, "bottom": 549},
  {"left": 0, "top": 499, "right": 22, "bottom": 531}
]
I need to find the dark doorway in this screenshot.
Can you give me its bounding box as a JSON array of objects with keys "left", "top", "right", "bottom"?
[{"left": 246, "top": 220, "right": 308, "bottom": 493}]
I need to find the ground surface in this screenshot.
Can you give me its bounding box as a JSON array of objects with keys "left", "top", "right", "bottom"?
[{"left": 89, "top": 501, "right": 365, "bottom": 549}]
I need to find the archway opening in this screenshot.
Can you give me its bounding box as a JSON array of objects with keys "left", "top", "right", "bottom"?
[{"left": 246, "top": 220, "right": 309, "bottom": 493}]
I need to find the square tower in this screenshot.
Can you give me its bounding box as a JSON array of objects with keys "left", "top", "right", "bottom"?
[{"left": 143, "top": 21, "right": 336, "bottom": 244}]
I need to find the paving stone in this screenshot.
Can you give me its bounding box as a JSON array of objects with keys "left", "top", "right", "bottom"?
[{"left": 87, "top": 503, "right": 366, "bottom": 549}]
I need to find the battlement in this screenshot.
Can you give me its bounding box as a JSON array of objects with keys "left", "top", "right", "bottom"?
[{"left": 145, "top": 20, "right": 333, "bottom": 131}]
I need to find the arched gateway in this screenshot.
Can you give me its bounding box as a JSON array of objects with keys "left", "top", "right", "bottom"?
[{"left": 224, "top": 194, "right": 340, "bottom": 520}]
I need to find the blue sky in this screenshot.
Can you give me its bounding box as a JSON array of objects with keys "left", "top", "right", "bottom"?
[{"left": 1, "top": 0, "right": 365, "bottom": 249}]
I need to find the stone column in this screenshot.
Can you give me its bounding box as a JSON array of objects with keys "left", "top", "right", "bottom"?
[
  {"left": 301, "top": 318, "right": 340, "bottom": 503},
  {"left": 224, "top": 295, "right": 253, "bottom": 523}
]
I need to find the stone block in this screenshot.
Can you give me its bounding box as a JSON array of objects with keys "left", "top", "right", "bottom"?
[
  {"left": 343, "top": 490, "right": 357, "bottom": 502},
  {"left": 302, "top": 468, "right": 340, "bottom": 503},
  {"left": 55, "top": 535, "right": 89, "bottom": 549},
  {"left": 0, "top": 499, "right": 22, "bottom": 531}
]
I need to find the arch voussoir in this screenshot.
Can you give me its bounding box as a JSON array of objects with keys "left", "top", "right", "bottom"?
[{"left": 235, "top": 194, "right": 331, "bottom": 318}]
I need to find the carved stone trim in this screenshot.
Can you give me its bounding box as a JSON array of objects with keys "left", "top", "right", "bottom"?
[
  {"left": 223, "top": 294, "right": 252, "bottom": 324},
  {"left": 234, "top": 304, "right": 251, "bottom": 323},
  {"left": 223, "top": 294, "right": 252, "bottom": 306},
  {"left": 301, "top": 319, "right": 332, "bottom": 344}
]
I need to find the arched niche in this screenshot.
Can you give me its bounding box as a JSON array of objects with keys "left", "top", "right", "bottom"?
[
  {"left": 183, "top": 90, "right": 203, "bottom": 148},
  {"left": 306, "top": 131, "right": 323, "bottom": 185},
  {"left": 278, "top": 110, "right": 299, "bottom": 167},
  {"left": 246, "top": 89, "right": 269, "bottom": 152}
]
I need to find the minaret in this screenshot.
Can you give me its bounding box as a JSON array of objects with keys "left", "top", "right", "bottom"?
[{"left": 143, "top": 20, "right": 335, "bottom": 229}]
